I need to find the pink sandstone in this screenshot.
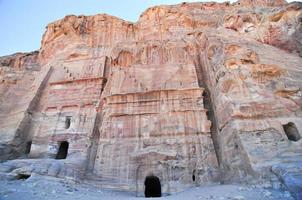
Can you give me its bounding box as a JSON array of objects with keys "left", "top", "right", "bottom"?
[{"left": 0, "top": 0, "right": 301, "bottom": 198}]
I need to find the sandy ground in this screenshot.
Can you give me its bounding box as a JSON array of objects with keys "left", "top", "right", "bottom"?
[{"left": 0, "top": 174, "right": 294, "bottom": 200}]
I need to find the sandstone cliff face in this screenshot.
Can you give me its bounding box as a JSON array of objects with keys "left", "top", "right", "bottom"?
[{"left": 0, "top": 0, "right": 302, "bottom": 198}]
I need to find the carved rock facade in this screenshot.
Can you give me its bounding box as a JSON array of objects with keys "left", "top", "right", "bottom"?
[{"left": 0, "top": 0, "right": 302, "bottom": 198}]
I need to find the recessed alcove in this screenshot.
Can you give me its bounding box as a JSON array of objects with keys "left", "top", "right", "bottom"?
[
  {"left": 283, "top": 122, "right": 301, "bottom": 142},
  {"left": 65, "top": 116, "right": 72, "bottom": 129}
]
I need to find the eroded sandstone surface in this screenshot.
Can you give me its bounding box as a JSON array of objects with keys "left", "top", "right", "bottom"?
[{"left": 0, "top": 0, "right": 302, "bottom": 198}]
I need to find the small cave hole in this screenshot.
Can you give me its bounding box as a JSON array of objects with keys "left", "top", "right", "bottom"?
[
  {"left": 25, "top": 141, "right": 32, "bottom": 154},
  {"left": 55, "top": 141, "right": 69, "bottom": 159},
  {"left": 65, "top": 116, "right": 72, "bottom": 129},
  {"left": 192, "top": 170, "right": 196, "bottom": 182},
  {"left": 144, "top": 175, "right": 161, "bottom": 198},
  {"left": 16, "top": 174, "right": 31, "bottom": 180},
  {"left": 283, "top": 122, "right": 301, "bottom": 142}
]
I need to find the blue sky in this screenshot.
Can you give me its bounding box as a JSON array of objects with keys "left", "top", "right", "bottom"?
[{"left": 0, "top": 0, "right": 298, "bottom": 56}]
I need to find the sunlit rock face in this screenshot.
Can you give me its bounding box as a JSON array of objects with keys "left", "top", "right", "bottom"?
[{"left": 0, "top": 0, "right": 302, "bottom": 198}]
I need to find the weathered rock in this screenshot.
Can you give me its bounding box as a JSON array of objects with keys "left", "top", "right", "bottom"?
[
  {"left": 272, "top": 162, "right": 302, "bottom": 199},
  {"left": 0, "top": 0, "right": 302, "bottom": 198}
]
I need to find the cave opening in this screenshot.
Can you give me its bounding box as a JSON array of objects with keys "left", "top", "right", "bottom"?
[
  {"left": 283, "top": 122, "right": 301, "bottom": 142},
  {"left": 55, "top": 141, "right": 69, "bottom": 159},
  {"left": 16, "top": 173, "right": 31, "bottom": 180},
  {"left": 144, "top": 175, "right": 161, "bottom": 198},
  {"left": 25, "top": 141, "right": 32, "bottom": 154}
]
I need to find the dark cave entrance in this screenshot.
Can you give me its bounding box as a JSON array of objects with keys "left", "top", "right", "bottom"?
[
  {"left": 55, "top": 141, "right": 69, "bottom": 159},
  {"left": 283, "top": 122, "right": 301, "bottom": 142},
  {"left": 144, "top": 175, "right": 161, "bottom": 198},
  {"left": 192, "top": 169, "right": 196, "bottom": 182},
  {"left": 16, "top": 173, "right": 31, "bottom": 180}
]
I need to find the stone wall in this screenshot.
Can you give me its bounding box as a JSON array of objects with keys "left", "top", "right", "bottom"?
[
  {"left": 0, "top": 0, "right": 302, "bottom": 198},
  {"left": 93, "top": 88, "right": 218, "bottom": 194}
]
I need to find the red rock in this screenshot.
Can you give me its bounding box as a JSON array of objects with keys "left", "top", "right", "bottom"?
[{"left": 0, "top": 0, "right": 302, "bottom": 197}]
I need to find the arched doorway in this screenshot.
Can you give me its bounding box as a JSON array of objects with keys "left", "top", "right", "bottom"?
[
  {"left": 55, "top": 141, "right": 69, "bottom": 159},
  {"left": 144, "top": 175, "right": 161, "bottom": 198}
]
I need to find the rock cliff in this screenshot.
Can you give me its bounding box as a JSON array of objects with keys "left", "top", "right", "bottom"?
[{"left": 0, "top": 0, "right": 302, "bottom": 198}]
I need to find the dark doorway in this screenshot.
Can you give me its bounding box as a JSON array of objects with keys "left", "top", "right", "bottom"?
[
  {"left": 55, "top": 141, "right": 69, "bottom": 159},
  {"left": 283, "top": 122, "right": 301, "bottom": 142},
  {"left": 25, "top": 141, "right": 32, "bottom": 154},
  {"left": 144, "top": 175, "right": 161, "bottom": 198}
]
